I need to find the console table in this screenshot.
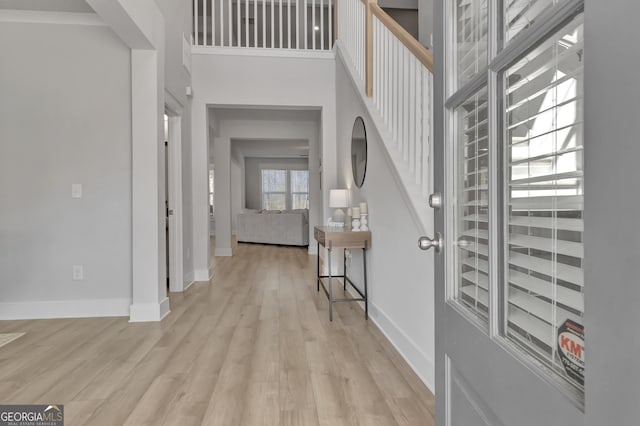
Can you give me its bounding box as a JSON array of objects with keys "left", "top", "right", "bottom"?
[{"left": 314, "top": 226, "right": 372, "bottom": 321}]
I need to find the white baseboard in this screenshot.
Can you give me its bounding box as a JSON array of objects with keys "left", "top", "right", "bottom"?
[
  {"left": 0, "top": 298, "right": 130, "bottom": 320},
  {"left": 214, "top": 247, "right": 232, "bottom": 257},
  {"left": 129, "top": 297, "right": 171, "bottom": 322},
  {"left": 194, "top": 268, "right": 211, "bottom": 281},
  {"left": 345, "top": 286, "right": 435, "bottom": 393},
  {"left": 174, "top": 271, "right": 196, "bottom": 293}
]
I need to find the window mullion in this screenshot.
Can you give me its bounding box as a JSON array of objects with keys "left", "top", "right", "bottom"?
[{"left": 487, "top": 0, "right": 500, "bottom": 338}]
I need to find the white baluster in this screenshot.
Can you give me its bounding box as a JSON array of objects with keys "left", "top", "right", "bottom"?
[
  {"left": 212, "top": 0, "right": 216, "bottom": 46},
  {"left": 287, "top": 0, "right": 291, "bottom": 48},
  {"left": 245, "top": 0, "right": 249, "bottom": 46},
  {"left": 279, "top": 0, "right": 283, "bottom": 48},
  {"left": 194, "top": 0, "right": 199, "bottom": 45},
  {"left": 312, "top": 0, "right": 315, "bottom": 50},
  {"left": 320, "top": 0, "right": 324, "bottom": 50},
  {"left": 409, "top": 54, "right": 416, "bottom": 173},
  {"left": 263, "top": 0, "right": 266, "bottom": 47},
  {"left": 328, "top": 0, "right": 332, "bottom": 48}
]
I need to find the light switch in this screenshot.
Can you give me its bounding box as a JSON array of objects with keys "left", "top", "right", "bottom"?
[{"left": 71, "top": 184, "right": 82, "bottom": 199}]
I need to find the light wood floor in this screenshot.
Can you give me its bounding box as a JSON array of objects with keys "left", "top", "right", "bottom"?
[{"left": 0, "top": 242, "right": 435, "bottom": 425}]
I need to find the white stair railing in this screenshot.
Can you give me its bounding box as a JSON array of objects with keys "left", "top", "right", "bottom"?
[
  {"left": 336, "top": 0, "right": 434, "bottom": 230},
  {"left": 193, "top": 0, "right": 334, "bottom": 50},
  {"left": 371, "top": 9, "right": 432, "bottom": 195}
]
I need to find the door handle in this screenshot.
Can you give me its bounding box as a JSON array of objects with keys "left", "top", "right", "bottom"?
[
  {"left": 418, "top": 233, "right": 443, "bottom": 253},
  {"left": 429, "top": 192, "right": 442, "bottom": 209}
]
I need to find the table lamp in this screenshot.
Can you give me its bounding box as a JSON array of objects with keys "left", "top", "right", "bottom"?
[{"left": 329, "top": 189, "right": 349, "bottom": 225}]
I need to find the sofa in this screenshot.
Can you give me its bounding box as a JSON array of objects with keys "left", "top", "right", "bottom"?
[{"left": 236, "top": 209, "right": 309, "bottom": 246}]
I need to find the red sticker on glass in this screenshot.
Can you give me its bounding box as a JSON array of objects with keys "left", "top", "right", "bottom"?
[{"left": 557, "top": 319, "right": 585, "bottom": 386}]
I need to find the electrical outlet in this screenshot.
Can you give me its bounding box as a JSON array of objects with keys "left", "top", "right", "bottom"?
[{"left": 72, "top": 265, "right": 84, "bottom": 281}]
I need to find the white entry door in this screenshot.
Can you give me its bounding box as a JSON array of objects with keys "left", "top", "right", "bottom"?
[{"left": 428, "top": 0, "right": 640, "bottom": 424}]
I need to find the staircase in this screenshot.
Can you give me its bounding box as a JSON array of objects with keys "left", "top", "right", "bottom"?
[
  {"left": 336, "top": 0, "right": 433, "bottom": 233},
  {"left": 192, "top": 0, "right": 434, "bottom": 233}
]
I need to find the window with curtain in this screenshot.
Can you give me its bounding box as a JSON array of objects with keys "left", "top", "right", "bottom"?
[
  {"left": 290, "top": 170, "right": 309, "bottom": 209},
  {"left": 262, "top": 169, "right": 287, "bottom": 210},
  {"left": 261, "top": 169, "right": 309, "bottom": 210}
]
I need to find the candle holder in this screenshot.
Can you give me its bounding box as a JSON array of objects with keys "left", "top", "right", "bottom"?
[
  {"left": 352, "top": 218, "right": 361, "bottom": 231},
  {"left": 360, "top": 213, "right": 369, "bottom": 231}
]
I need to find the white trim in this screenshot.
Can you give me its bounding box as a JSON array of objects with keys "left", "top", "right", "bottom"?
[
  {"left": 214, "top": 247, "right": 233, "bottom": 257},
  {"left": 345, "top": 285, "right": 435, "bottom": 393},
  {"left": 0, "top": 299, "right": 130, "bottom": 320},
  {"left": 192, "top": 46, "right": 335, "bottom": 60},
  {"left": 183, "top": 279, "right": 196, "bottom": 291},
  {"left": 129, "top": 297, "right": 171, "bottom": 322},
  {"left": 194, "top": 269, "right": 212, "bottom": 281},
  {"left": 183, "top": 270, "right": 195, "bottom": 289},
  {"left": 0, "top": 10, "right": 105, "bottom": 26}
]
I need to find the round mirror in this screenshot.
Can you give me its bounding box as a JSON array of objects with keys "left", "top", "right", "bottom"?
[{"left": 351, "top": 116, "right": 367, "bottom": 188}]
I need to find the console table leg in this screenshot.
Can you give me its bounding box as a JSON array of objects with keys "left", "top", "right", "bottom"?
[
  {"left": 316, "top": 242, "right": 320, "bottom": 292},
  {"left": 343, "top": 249, "right": 347, "bottom": 291},
  {"left": 328, "top": 246, "right": 333, "bottom": 321},
  {"left": 363, "top": 246, "right": 368, "bottom": 320}
]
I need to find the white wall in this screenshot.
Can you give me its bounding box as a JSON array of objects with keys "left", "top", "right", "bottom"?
[
  {"left": 0, "top": 21, "right": 132, "bottom": 318},
  {"left": 155, "top": 0, "right": 195, "bottom": 288},
  {"left": 244, "top": 157, "right": 309, "bottom": 209},
  {"left": 418, "top": 0, "right": 433, "bottom": 48},
  {"left": 192, "top": 56, "right": 335, "bottom": 270},
  {"left": 335, "top": 56, "right": 435, "bottom": 390},
  {"left": 230, "top": 156, "right": 243, "bottom": 234}
]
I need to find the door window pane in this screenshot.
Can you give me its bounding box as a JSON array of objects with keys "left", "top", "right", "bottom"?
[
  {"left": 454, "top": 87, "right": 489, "bottom": 322},
  {"left": 454, "top": 0, "right": 488, "bottom": 89},
  {"left": 503, "top": 15, "right": 584, "bottom": 393}
]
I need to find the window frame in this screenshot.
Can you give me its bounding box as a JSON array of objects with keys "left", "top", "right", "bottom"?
[
  {"left": 444, "top": 0, "right": 586, "bottom": 404},
  {"left": 260, "top": 168, "right": 309, "bottom": 211}
]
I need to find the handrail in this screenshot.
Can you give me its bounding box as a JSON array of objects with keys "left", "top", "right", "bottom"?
[{"left": 369, "top": 3, "right": 433, "bottom": 72}]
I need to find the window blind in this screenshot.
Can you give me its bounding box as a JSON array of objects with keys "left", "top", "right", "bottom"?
[
  {"left": 455, "top": 0, "right": 488, "bottom": 89},
  {"left": 505, "top": 0, "right": 559, "bottom": 42},
  {"left": 456, "top": 87, "right": 490, "bottom": 321},
  {"left": 504, "top": 16, "right": 584, "bottom": 389}
]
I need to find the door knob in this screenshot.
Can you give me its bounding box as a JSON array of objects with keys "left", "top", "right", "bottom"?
[
  {"left": 429, "top": 192, "right": 442, "bottom": 209},
  {"left": 418, "top": 233, "right": 443, "bottom": 253}
]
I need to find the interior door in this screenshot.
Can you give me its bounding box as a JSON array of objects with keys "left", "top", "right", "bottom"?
[{"left": 429, "top": 0, "right": 590, "bottom": 424}]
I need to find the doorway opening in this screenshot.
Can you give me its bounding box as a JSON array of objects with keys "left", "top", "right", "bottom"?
[{"left": 164, "top": 102, "right": 185, "bottom": 293}]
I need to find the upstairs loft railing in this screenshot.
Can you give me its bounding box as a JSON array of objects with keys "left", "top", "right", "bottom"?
[{"left": 193, "top": 0, "right": 335, "bottom": 50}]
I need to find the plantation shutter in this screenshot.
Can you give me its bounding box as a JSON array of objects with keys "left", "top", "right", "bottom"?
[{"left": 503, "top": 16, "right": 584, "bottom": 382}]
